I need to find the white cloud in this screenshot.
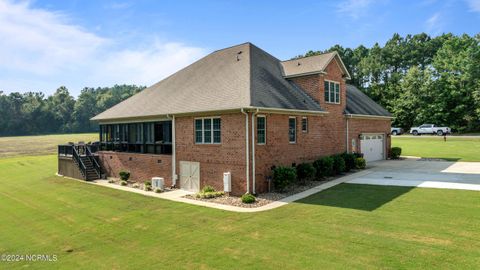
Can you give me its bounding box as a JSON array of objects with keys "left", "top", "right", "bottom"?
[
  {"left": 337, "top": 0, "right": 377, "bottom": 19},
  {"left": 425, "top": 12, "right": 443, "bottom": 34},
  {"left": 465, "top": 0, "right": 480, "bottom": 12},
  {"left": 0, "top": 0, "right": 206, "bottom": 95}
]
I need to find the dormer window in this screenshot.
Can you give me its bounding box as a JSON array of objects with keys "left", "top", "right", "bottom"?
[{"left": 324, "top": 80, "right": 340, "bottom": 104}]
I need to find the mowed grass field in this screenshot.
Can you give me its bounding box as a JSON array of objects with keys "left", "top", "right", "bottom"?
[
  {"left": 0, "top": 133, "right": 97, "bottom": 158},
  {"left": 392, "top": 136, "right": 480, "bottom": 162},
  {"left": 0, "top": 134, "right": 480, "bottom": 269}
]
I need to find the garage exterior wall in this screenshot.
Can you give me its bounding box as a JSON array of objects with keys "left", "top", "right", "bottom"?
[{"left": 347, "top": 117, "right": 392, "bottom": 158}]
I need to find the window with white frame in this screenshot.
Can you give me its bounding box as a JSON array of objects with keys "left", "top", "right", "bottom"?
[
  {"left": 257, "top": 116, "right": 266, "bottom": 144},
  {"left": 195, "top": 117, "right": 221, "bottom": 144},
  {"left": 301, "top": 117, "right": 308, "bottom": 132},
  {"left": 289, "top": 117, "right": 296, "bottom": 143},
  {"left": 324, "top": 80, "right": 340, "bottom": 104}
]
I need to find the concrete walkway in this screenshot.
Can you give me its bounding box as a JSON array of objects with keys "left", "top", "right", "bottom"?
[
  {"left": 347, "top": 158, "right": 480, "bottom": 191},
  {"left": 87, "top": 170, "right": 371, "bottom": 213}
]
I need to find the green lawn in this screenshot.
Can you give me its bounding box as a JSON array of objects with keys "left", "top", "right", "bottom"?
[
  {"left": 1, "top": 155, "right": 480, "bottom": 269},
  {"left": 0, "top": 133, "right": 97, "bottom": 158},
  {"left": 392, "top": 136, "right": 480, "bottom": 162}
]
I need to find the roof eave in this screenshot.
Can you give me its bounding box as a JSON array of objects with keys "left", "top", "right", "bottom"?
[{"left": 345, "top": 113, "right": 393, "bottom": 120}]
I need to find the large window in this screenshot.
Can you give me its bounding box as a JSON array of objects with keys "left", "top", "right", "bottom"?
[
  {"left": 257, "top": 116, "right": 266, "bottom": 144},
  {"left": 99, "top": 121, "right": 172, "bottom": 155},
  {"left": 195, "top": 117, "right": 221, "bottom": 144},
  {"left": 324, "top": 80, "right": 340, "bottom": 104},
  {"left": 289, "top": 117, "right": 296, "bottom": 143}
]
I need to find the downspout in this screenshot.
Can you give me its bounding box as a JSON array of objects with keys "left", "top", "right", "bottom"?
[
  {"left": 251, "top": 108, "right": 259, "bottom": 194},
  {"left": 346, "top": 116, "right": 349, "bottom": 153},
  {"left": 241, "top": 109, "right": 250, "bottom": 194},
  {"left": 167, "top": 114, "right": 177, "bottom": 187}
]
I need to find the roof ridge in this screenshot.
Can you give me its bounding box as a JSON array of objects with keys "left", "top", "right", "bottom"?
[{"left": 281, "top": 51, "right": 336, "bottom": 62}]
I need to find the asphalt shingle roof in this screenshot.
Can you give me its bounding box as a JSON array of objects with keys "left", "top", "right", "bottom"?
[
  {"left": 345, "top": 84, "right": 391, "bottom": 117},
  {"left": 92, "top": 42, "right": 389, "bottom": 121},
  {"left": 92, "top": 43, "right": 323, "bottom": 121}
]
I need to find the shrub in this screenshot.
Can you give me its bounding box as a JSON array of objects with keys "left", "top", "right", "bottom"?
[
  {"left": 154, "top": 188, "right": 163, "bottom": 193},
  {"left": 296, "top": 163, "right": 316, "bottom": 183},
  {"left": 119, "top": 171, "right": 130, "bottom": 181},
  {"left": 241, "top": 193, "right": 256, "bottom": 204},
  {"left": 144, "top": 185, "right": 152, "bottom": 191},
  {"left": 196, "top": 191, "right": 224, "bottom": 199},
  {"left": 272, "top": 166, "right": 297, "bottom": 191},
  {"left": 132, "top": 183, "right": 140, "bottom": 189},
  {"left": 145, "top": 181, "right": 152, "bottom": 187},
  {"left": 390, "top": 147, "right": 402, "bottom": 159},
  {"left": 341, "top": 152, "right": 356, "bottom": 172},
  {"left": 107, "top": 179, "right": 115, "bottom": 183},
  {"left": 120, "top": 180, "right": 128, "bottom": 186},
  {"left": 355, "top": 157, "right": 366, "bottom": 169},
  {"left": 201, "top": 185, "right": 215, "bottom": 193},
  {"left": 313, "top": 156, "right": 334, "bottom": 178},
  {"left": 332, "top": 155, "right": 346, "bottom": 175}
]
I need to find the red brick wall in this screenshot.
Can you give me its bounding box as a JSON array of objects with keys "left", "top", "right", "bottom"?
[
  {"left": 97, "top": 151, "right": 172, "bottom": 185},
  {"left": 347, "top": 118, "right": 392, "bottom": 156},
  {"left": 175, "top": 113, "right": 247, "bottom": 195}
]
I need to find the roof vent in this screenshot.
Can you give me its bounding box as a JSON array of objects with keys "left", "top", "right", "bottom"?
[{"left": 237, "top": 51, "right": 242, "bottom": 61}]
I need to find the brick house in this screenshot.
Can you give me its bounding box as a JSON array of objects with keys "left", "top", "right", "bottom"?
[{"left": 85, "top": 42, "right": 392, "bottom": 195}]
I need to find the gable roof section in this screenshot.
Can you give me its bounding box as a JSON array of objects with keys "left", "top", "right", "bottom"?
[
  {"left": 281, "top": 52, "right": 351, "bottom": 79},
  {"left": 249, "top": 44, "right": 322, "bottom": 111},
  {"left": 92, "top": 43, "right": 324, "bottom": 121},
  {"left": 345, "top": 84, "right": 391, "bottom": 117}
]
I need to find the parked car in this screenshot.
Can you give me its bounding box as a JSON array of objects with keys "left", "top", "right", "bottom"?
[
  {"left": 390, "top": 127, "right": 404, "bottom": 135},
  {"left": 409, "top": 124, "right": 451, "bottom": 136}
]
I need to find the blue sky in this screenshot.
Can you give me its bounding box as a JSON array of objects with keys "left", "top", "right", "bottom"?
[{"left": 1, "top": 0, "right": 479, "bottom": 96}]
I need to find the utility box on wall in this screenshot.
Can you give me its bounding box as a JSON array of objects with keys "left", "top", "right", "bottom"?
[{"left": 223, "top": 172, "right": 231, "bottom": 192}]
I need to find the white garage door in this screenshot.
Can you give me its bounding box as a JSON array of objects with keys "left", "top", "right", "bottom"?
[
  {"left": 360, "top": 134, "right": 385, "bottom": 162},
  {"left": 179, "top": 161, "right": 200, "bottom": 192}
]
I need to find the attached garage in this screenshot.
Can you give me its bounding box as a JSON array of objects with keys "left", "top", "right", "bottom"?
[{"left": 360, "top": 134, "right": 385, "bottom": 162}]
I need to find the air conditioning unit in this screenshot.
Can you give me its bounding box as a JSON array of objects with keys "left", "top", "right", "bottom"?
[
  {"left": 223, "top": 172, "right": 231, "bottom": 192},
  {"left": 151, "top": 177, "right": 164, "bottom": 191}
]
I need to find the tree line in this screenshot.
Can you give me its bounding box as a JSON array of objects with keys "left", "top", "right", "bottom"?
[
  {"left": 1, "top": 33, "right": 478, "bottom": 137},
  {"left": 0, "top": 85, "right": 145, "bottom": 136},
  {"left": 297, "top": 33, "right": 480, "bottom": 132}
]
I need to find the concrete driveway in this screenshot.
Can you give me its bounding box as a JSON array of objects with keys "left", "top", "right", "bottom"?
[{"left": 347, "top": 158, "right": 480, "bottom": 191}]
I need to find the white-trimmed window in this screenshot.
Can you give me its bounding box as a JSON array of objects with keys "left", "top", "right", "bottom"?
[
  {"left": 257, "top": 115, "right": 266, "bottom": 144},
  {"left": 195, "top": 117, "right": 221, "bottom": 144},
  {"left": 289, "top": 117, "right": 296, "bottom": 143},
  {"left": 324, "top": 80, "right": 340, "bottom": 104},
  {"left": 301, "top": 117, "right": 308, "bottom": 133}
]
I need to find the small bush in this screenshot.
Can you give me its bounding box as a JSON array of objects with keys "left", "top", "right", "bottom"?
[
  {"left": 241, "top": 193, "right": 256, "bottom": 204},
  {"left": 195, "top": 191, "right": 224, "bottom": 199},
  {"left": 313, "top": 156, "right": 334, "bottom": 178},
  {"left": 132, "top": 183, "right": 140, "bottom": 189},
  {"left": 296, "top": 163, "right": 316, "bottom": 183},
  {"left": 332, "top": 155, "right": 346, "bottom": 175},
  {"left": 120, "top": 180, "right": 128, "bottom": 186},
  {"left": 119, "top": 171, "right": 130, "bottom": 181},
  {"left": 355, "top": 157, "right": 366, "bottom": 169},
  {"left": 144, "top": 185, "right": 152, "bottom": 191},
  {"left": 272, "top": 166, "right": 297, "bottom": 191},
  {"left": 145, "top": 181, "right": 152, "bottom": 187},
  {"left": 107, "top": 179, "right": 115, "bottom": 183},
  {"left": 341, "top": 152, "right": 356, "bottom": 172},
  {"left": 154, "top": 188, "right": 163, "bottom": 193},
  {"left": 201, "top": 185, "right": 215, "bottom": 193},
  {"left": 390, "top": 147, "right": 402, "bottom": 159}
]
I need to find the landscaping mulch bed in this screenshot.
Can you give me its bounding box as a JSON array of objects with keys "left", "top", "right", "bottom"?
[{"left": 184, "top": 174, "right": 353, "bottom": 208}]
